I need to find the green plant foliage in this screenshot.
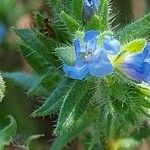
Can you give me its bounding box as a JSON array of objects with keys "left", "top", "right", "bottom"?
[
  {"left": 98, "top": 0, "right": 108, "bottom": 30},
  {"left": 72, "top": 0, "right": 83, "bottom": 21},
  {"left": 55, "top": 80, "right": 92, "bottom": 133},
  {"left": 0, "top": 116, "right": 17, "bottom": 150},
  {"left": 116, "top": 13, "right": 150, "bottom": 43},
  {"left": 51, "top": 112, "right": 91, "bottom": 150},
  {"left": 25, "top": 134, "right": 44, "bottom": 150},
  {"left": 61, "top": 11, "right": 81, "bottom": 32},
  {"left": 8, "top": 0, "right": 150, "bottom": 149},
  {"left": 87, "top": 15, "right": 105, "bottom": 31},
  {"left": 32, "top": 78, "right": 74, "bottom": 117}
]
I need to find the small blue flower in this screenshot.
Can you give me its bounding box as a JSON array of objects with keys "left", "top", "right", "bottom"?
[
  {"left": 63, "top": 30, "right": 120, "bottom": 80},
  {"left": 121, "top": 43, "right": 150, "bottom": 84},
  {"left": 83, "top": 0, "right": 100, "bottom": 21},
  {"left": 0, "top": 23, "right": 7, "bottom": 43}
]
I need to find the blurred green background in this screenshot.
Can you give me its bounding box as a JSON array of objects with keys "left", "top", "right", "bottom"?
[{"left": 0, "top": 0, "right": 150, "bottom": 149}]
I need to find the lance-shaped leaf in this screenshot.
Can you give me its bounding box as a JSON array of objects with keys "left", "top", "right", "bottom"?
[
  {"left": 55, "top": 81, "right": 92, "bottom": 133},
  {"left": 72, "top": 0, "right": 83, "bottom": 21},
  {"left": 0, "top": 116, "right": 17, "bottom": 150},
  {"left": 61, "top": 11, "right": 80, "bottom": 32},
  {"left": 87, "top": 15, "right": 105, "bottom": 31},
  {"left": 116, "top": 13, "right": 150, "bottom": 43},
  {"left": 0, "top": 75, "right": 5, "bottom": 102},
  {"left": 15, "top": 29, "right": 56, "bottom": 73},
  {"left": 32, "top": 78, "right": 75, "bottom": 117},
  {"left": 98, "top": 0, "right": 108, "bottom": 30},
  {"left": 25, "top": 134, "right": 44, "bottom": 150},
  {"left": 35, "top": 12, "right": 44, "bottom": 30},
  {"left": 51, "top": 112, "right": 91, "bottom": 150}
]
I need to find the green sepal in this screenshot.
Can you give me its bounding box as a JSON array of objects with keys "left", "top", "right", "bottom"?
[
  {"left": 122, "top": 39, "right": 146, "bottom": 53},
  {"left": 0, "top": 116, "right": 17, "bottom": 150},
  {"left": 56, "top": 46, "right": 76, "bottom": 66},
  {"left": 0, "top": 75, "right": 5, "bottom": 102},
  {"left": 75, "top": 31, "right": 84, "bottom": 42},
  {"left": 60, "top": 11, "right": 80, "bottom": 32}
]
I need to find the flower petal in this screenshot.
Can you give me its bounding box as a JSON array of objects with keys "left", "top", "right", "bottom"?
[
  {"left": 84, "top": 30, "right": 98, "bottom": 52},
  {"left": 88, "top": 51, "right": 113, "bottom": 77},
  {"left": 121, "top": 67, "right": 144, "bottom": 82},
  {"left": 142, "top": 62, "right": 150, "bottom": 83},
  {"left": 103, "top": 36, "right": 120, "bottom": 55},
  {"left": 143, "top": 43, "right": 150, "bottom": 58},
  {"left": 63, "top": 62, "right": 88, "bottom": 80}
]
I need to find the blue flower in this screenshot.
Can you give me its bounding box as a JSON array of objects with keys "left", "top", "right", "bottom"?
[
  {"left": 83, "top": 0, "right": 100, "bottom": 21},
  {"left": 0, "top": 23, "right": 6, "bottom": 43},
  {"left": 63, "top": 30, "right": 120, "bottom": 80},
  {"left": 121, "top": 43, "right": 150, "bottom": 84}
]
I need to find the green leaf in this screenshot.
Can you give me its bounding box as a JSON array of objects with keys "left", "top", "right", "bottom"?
[
  {"left": 98, "top": 0, "right": 108, "bottom": 30},
  {"left": 32, "top": 78, "right": 75, "bottom": 117},
  {"left": 4, "top": 72, "right": 41, "bottom": 90},
  {"left": 56, "top": 46, "right": 75, "bottom": 65},
  {"left": 35, "top": 12, "right": 44, "bottom": 30},
  {"left": 25, "top": 134, "right": 44, "bottom": 150},
  {"left": 55, "top": 81, "right": 92, "bottom": 133},
  {"left": 72, "top": 0, "right": 83, "bottom": 21},
  {"left": 60, "top": 11, "right": 80, "bottom": 32},
  {"left": 15, "top": 28, "right": 56, "bottom": 72},
  {"left": 51, "top": 113, "right": 91, "bottom": 150},
  {"left": 20, "top": 44, "right": 48, "bottom": 74},
  {"left": 116, "top": 13, "right": 150, "bottom": 43},
  {"left": 0, "top": 116, "right": 17, "bottom": 150},
  {"left": 0, "top": 75, "right": 5, "bottom": 102},
  {"left": 122, "top": 39, "right": 146, "bottom": 53},
  {"left": 139, "top": 91, "right": 150, "bottom": 109},
  {"left": 87, "top": 15, "right": 105, "bottom": 31}
]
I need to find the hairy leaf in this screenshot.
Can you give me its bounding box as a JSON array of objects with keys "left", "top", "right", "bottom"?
[
  {"left": 32, "top": 78, "right": 75, "bottom": 117},
  {"left": 72, "top": 0, "right": 83, "bottom": 21},
  {"left": 55, "top": 80, "right": 92, "bottom": 133},
  {"left": 0, "top": 116, "right": 17, "bottom": 150},
  {"left": 51, "top": 113, "right": 91, "bottom": 150},
  {"left": 116, "top": 13, "right": 150, "bottom": 43},
  {"left": 87, "top": 15, "right": 105, "bottom": 31},
  {"left": 98, "top": 0, "right": 108, "bottom": 30},
  {"left": 25, "top": 134, "right": 44, "bottom": 149},
  {"left": 61, "top": 11, "right": 80, "bottom": 32}
]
